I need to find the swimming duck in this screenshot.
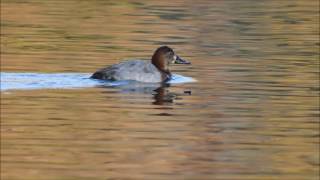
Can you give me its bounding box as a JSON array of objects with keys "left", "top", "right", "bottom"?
[{"left": 91, "top": 46, "right": 190, "bottom": 83}]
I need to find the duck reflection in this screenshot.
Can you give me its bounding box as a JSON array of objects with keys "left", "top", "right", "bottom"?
[
  {"left": 99, "top": 81, "right": 177, "bottom": 105},
  {"left": 152, "top": 86, "right": 176, "bottom": 105}
]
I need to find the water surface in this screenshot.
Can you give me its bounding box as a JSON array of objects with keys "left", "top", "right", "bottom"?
[{"left": 1, "top": 0, "right": 319, "bottom": 179}]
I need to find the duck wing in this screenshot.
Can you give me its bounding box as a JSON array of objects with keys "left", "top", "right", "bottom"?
[{"left": 91, "top": 60, "right": 162, "bottom": 82}]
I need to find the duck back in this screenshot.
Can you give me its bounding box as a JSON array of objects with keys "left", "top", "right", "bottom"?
[{"left": 91, "top": 60, "right": 163, "bottom": 83}]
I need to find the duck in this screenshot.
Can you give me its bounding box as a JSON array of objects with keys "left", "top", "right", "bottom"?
[{"left": 91, "top": 46, "right": 190, "bottom": 83}]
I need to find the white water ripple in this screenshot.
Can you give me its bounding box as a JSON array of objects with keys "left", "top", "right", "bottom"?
[{"left": 0, "top": 72, "right": 196, "bottom": 91}]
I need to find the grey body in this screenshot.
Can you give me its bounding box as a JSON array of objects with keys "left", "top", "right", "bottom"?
[{"left": 91, "top": 60, "right": 163, "bottom": 83}]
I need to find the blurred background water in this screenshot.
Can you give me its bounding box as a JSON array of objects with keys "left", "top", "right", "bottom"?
[{"left": 1, "top": 0, "right": 319, "bottom": 179}]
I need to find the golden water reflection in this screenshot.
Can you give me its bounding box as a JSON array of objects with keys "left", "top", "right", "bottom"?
[{"left": 1, "top": 0, "right": 319, "bottom": 179}]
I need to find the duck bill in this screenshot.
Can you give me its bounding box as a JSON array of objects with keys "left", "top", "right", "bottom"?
[{"left": 174, "top": 55, "right": 190, "bottom": 64}]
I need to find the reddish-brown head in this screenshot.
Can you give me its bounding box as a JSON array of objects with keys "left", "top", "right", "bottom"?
[
  {"left": 151, "top": 46, "right": 190, "bottom": 70},
  {"left": 151, "top": 46, "right": 174, "bottom": 72},
  {"left": 151, "top": 46, "right": 190, "bottom": 81}
]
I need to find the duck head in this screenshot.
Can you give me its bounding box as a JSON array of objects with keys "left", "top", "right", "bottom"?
[{"left": 151, "top": 46, "right": 190, "bottom": 80}]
